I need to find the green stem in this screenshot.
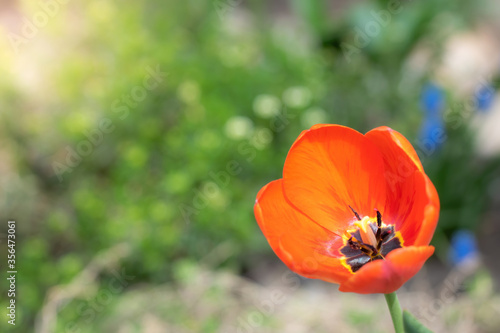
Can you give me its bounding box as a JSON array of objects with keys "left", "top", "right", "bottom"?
[{"left": 384, "top": 292, "right": 404, "bottom": 333}]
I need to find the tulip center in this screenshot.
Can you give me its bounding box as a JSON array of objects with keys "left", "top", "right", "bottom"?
[{"left": 340, "top": 207, "right": 403, "bottom": 273}]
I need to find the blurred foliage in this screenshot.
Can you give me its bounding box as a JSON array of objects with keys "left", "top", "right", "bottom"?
[{"left": 0, "top": 0, "right": 499, "bottom": 331}]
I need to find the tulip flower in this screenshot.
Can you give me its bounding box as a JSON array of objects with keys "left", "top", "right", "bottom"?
[{"left": 254, "top": 124, "right": 439, "bottom": 332}]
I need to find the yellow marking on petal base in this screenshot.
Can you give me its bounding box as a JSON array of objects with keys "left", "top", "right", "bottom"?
[
  {"left": 394, "top": 231, "right": 404, "bottom": 247},
  {"left": 341, "top": 258, "right": 356, "bottom": 274}
]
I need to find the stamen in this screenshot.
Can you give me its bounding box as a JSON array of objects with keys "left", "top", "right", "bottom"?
[
  {"left": 340, "top": 208, "right": 403, "bottom": 273},
  {"left": 349, "top": 205, "right": 362, "bottom": 221},
  {"left": 348, "top": 237, "right": 360, "bottom": 250},
  {"left": 376, "top": 210, "right": 382, "bottom": 228},
  {"left": 360, "top": 247, "right": 372, "bottom": 255},
  {"left": 375, "top": 210, "right": 382, "bottom": 250}
]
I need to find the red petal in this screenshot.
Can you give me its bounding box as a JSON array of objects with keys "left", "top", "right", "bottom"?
[
  {"left": 254, "top": 179, "right": 352, "bottom": 284},
  {"left": 366, "top": 126, "right": 423, "bottom": 172},
  {"left": 365, "top": 127, "right": 440, "bottom": 245},
  {"left": 338, "top": 246, "right": 434, "bottom": 294},
  {"left": 283, "top": 125, "right": 387, "bottom": 235},
  {"left": 413, "top": 174, "right": 440, "bottom": 246}
]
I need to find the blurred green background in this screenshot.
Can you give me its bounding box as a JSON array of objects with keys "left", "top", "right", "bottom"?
[{"left": 1, "top": 0, "right": 500, "bottom": 332}]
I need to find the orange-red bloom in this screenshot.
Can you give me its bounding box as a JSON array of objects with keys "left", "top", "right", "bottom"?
[{"left": 254, "top": 124, "right": 439, "bottom": 294}]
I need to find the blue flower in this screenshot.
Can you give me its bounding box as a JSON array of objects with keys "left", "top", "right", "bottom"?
[
  {"left": 419, "top": 82, "right": 446, "bottom": 150},
  {"left": 475, "top": 83, "right": 495, "bottom": 112},
  {"left": 421, "top": 83, "right": 445, "bottom": 117},
  {"left": 419, "top": 116, "right": 444, "bottom": 147},
  {"left": 448, "top": 230, "right": 479, "bottom": 266}
]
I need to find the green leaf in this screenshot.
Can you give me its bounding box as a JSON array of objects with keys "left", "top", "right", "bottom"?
[{"left": 403, "top": 310, "right": 434, "bottom": 333}]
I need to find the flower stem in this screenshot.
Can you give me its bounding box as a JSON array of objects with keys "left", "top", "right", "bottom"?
[{"left": 384, "top": 292, "right": 404, "bottom": 333}]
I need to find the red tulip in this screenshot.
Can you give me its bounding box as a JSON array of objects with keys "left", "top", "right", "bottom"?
[{"left": 254, "top": 125, "right": 440, "bottom": 294}]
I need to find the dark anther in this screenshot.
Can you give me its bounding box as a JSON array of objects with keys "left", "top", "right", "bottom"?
[
  {"left": 380, "top": 229, "right": 392, "bottom": 241},
  {"left": 349, "top": 205, "right": 362, "bottom": 221},
  {"left": 360, "top": 247, "right": 372, "bottom": 255},
  {"left": 375, "top": 210, "right": 382, "bottom": 249},
  {"left": 365, "top": 243, "right": 376, "bottom": 253},
  {"left": 349, "top": 236, "right": 378, "bottom": 257},
  {"left": 348, "top": 237, "right": 360, "bottom": 250}
]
